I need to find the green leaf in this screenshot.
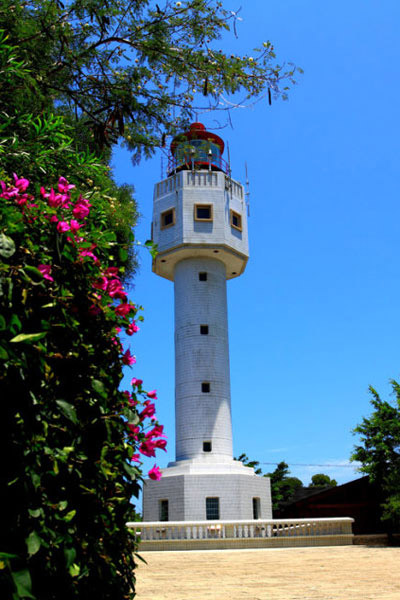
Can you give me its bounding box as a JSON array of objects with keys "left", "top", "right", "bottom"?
[
  {"left": 0, "top": 552, "right": 18, "bottom": 559},
  {"left": 26, "top": 531, "right": 41, "bottom": 557},
  {"left": 0, "top": 315, "right": 6, "bottom": 330},
  {"left": 64, "top": 547, "right": 76, "bottom": 568},
  {"left": 64, "top": 510, "right": 76, "bottom": 522},
  {"left": 10, "top": 332, "right": 47, "bottom": 343},
  {"left": 69, "top": 563, "right": 80, "bottom": 577},
  {"left": 11, "top": 569, "right": 35, "bottom": 599},
  {"left": 119, "top": 247, "right": 128, "bottom": 262},
  {"left": 9, "top": 314, "right": 22, "bottom": 335},
  {"left": 92, "top": 379, "right": 106, "bottom": 397},
  {"left": 0, "top": 344, "right": 8, "bottom": 360},
  {"left": 28, "top": 509, "right": 41, "bottom": 518},
  {"left": 56, "top": 400, "right": 78, "bottom": 424},
  {"left": 0, "top": 233, "right": 16, "bottom": 258}
]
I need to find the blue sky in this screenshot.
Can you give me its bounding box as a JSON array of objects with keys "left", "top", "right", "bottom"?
[{"left": 112, "top": 0, "right": 400, "bottom": 505}]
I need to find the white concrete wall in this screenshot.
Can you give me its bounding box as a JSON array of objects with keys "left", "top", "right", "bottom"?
[
  {"left": 174, "top": 257, "right": 232, "bottom": 461},
  {"left": 152, "top": 170, "right": 248, "bottom": 262},
  {"left": 143, "top": 473, "right": 272, "bottom": 521}
]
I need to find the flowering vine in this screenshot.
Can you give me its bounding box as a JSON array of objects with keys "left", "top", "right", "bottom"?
[{"left": 0, "top": 173, "right": 166, "bottom": 481}]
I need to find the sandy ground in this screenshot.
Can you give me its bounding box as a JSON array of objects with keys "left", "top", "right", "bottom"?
[{"left": 135, "top": 546, "right": 400, "bottom": 600}]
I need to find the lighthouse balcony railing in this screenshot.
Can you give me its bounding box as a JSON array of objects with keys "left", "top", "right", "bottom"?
[
  {"left": 127, "top": 517, "right": 354, "bottom": 549},
  {"left": 155, "top": 170, "right": 244, "bottom": 200}
]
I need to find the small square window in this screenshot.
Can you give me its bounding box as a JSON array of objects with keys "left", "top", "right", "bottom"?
[
  {"left": 206, "top": 497, "right": 220, "bottom": 520},
  {"left": 230, "top": 209, "right": 242, "bottom": 231},
  {"left": 199, "top": 272, "right": 207, "bottom": 281},
  {"left": 161, "top": 208, "right": 175, "bottom": 229},
  {"left": 194, "top": 204, "right": 213, "bottom": 221},
  {"left": 200, "top": 325, "right": 209, "bottom": 335},
  {"left": 203, "top": 441, "right": 212, "bottom": 452},
  {"left": 159, "top": 499, "right": 169, "bottom": 522},
  {"left": 201, "top": 382, "right": 210, "bottom": 393}
]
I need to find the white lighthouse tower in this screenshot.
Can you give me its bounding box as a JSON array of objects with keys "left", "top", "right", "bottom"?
[{"left": 143, "top": 123, "right": 272, "bottom": 521}]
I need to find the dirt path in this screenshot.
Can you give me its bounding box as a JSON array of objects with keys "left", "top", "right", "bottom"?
[{"left": 135, "top": 546, "right": 400, "bottom": 600}]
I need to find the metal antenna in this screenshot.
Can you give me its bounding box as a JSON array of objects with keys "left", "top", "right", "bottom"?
[
  {"left": 161, "top": 151, "right": 164, "bottom": 180},
  {"left": 245, "top": 161, "right": 250, "bottom": 216}
]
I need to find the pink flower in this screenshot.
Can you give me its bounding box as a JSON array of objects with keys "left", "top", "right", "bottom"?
[
  {"left": 147, "top": 390, "right": 158, "bottom": 400},
  {"left": 154, "top": 438, "right": 167, "bottom": 451},
  {"left": 93, "top": 276, "right": 108, "bottom": 291},
  {"left": 139, "top": 400, "right": 156, "bottom": 420},
  {"left": 38, "top": 264, "right": 54, "bottom": 282},
  {"left": 50, "top": 215, "right": 58, "bottom": 223},
  {"left": 148, "top": 465, "right": 162, "bottom": 481},
  {"left": 128, "top": 424, "right": 140, "bottom": 437},
  {"left": 114, "top": 302, "right": 135, "bottom": 317},
  {"left": 107, "top": 279, "right": 126, "bottom": 300},
  {"left": 70, "top": 219, "right": 83, "bottom": 233},
  {"left": 58, "top": 176, "right": 75, "bottom": 193},
  {"left": 57, "top": 221, "right": 70, "bottom": 233},
  {"left": 13, "top": 173, "right": 29, "bottom": 192},
  {"left": 131, "top": 454, "right": 141, "bottom": 463},
  {"left": 104, "top": 267, "right": 120, "bottom": 278},
  {"left": 131, "top": 377, "right": 143, "bottom": 387},
  {"left": 79, "top": 248, "right": 99, "bottom": 263},
  {"left": 88, "top": 304, "right": 102, "bottom": 316},
  {"left": 145, "top": 425, "right": 164, "bottom": 439},
  {"left": 126, "top": 321, "right": 140, "bottom": 335},
  {"left": 139, "top": 440, "right": 156, "bottom": 457},
  {"left": 122, "top": 349, "right": 136, "bottom": 366},
  {"left": 72, "top": 195, "right": 91, "bottom": 219}
]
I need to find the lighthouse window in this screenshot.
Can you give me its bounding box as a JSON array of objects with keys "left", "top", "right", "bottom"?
[
  {"left": 252, "top": 497, "right": 261, "bottom": 520},
  {"left": 200, "top": 325, "right": 209, "bottom": 335},
  {"left": 160, "top": 208, "right": 175, "bottom": 229},
  {"left": 199, "top": 272, "right": 207, "bottom": 281},
  {"left": 194, "top": 204, "right": 213, "bottom": 221},
  {"left": 206, "top": 497, "right": 220, "bottom": 520},
  {"left": 201, "top": 382, "right": 210, "bottom": 393},
  {"left": 203, "top": 441, "right": 212, "bottom": 452},
  {"left": 159, "top": 499, "right": 169, "bottom": 522},
  {"left": 230, "top": 209, "right": 242, "bottom": 231}
]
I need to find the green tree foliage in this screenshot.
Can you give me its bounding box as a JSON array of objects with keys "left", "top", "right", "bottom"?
[
  {"left": 265, "top": 461, "right": 303, "bottom": 512},
  {"left": 309, "top": 474, "right": 337, "bottom": 487},
  {"left": 1, "top": 0, "right": 300, "bottom": 162},
  {"left": 352, "top": 381, "right": 400, "bottom": 530},
  {"left": 235, "top": 452, "right": 263, "bottom": 475}
]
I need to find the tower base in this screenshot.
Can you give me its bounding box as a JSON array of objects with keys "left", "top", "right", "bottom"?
[{"left": 142, "top": 460, "right": 272, "bottom": 521}]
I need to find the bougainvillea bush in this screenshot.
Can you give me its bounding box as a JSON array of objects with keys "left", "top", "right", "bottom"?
[{"left": 0, "top": 174, "right": 165, "bottom": 599}]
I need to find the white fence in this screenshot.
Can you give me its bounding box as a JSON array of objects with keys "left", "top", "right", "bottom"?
[{"left": 126, "top": 518, "right": 354, "bottom": 551}]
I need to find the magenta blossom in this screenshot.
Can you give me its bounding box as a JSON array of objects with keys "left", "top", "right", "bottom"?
[
  {"left": 107, "top": 279, "right": 126, "bottom": 300},
  {"left": 92, "top": 276, "right": 108, "bottom": 291},
  {"left": 122, "top": 349, "right": 136, "bottom": 366},
  {"left": 148, "top": 465, "right": 162, "bottom": 481},
  {"left": 131, "top": 377, "right": 143, "bottom": 387},
  {"left": 58, "top": 176, "right": 75, "bottom": 194},
  {"left": 13, "top": 173, "right": 29, "bottom": 192},
  {"left": 126, "top": 321, "right": 140, "bottom": 335},
  {"left": 114, "top": 302, "right": 135, "bottom": 317},
  {"left": 38, "top": 264, "right": 54, "bottom": 282},
  {"left": 72, "top": 195, "right": 92, "bottom": 219},
  {"left": 139, "top": 439, "right": 156, "bottom": 457},
  {"left": 131, "top": 454, "right": 141, "bottom": 463},
  {"left": 57, "top": 221, "right": 70, "bottom": 233},
  {"left": 145, "top": 425, "right": 165, "bottom": 439},
  {"left": 147, "top": 390, "right": 158, "bottom": 400},
  {"left": 139, "top": 401, "right": 156, "bottom": 421},
  {"left": 70, "top": 219, "right": 83, "bottom": 233}
]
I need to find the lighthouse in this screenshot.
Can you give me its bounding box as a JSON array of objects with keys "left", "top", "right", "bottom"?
[{"left": 142, "top": 123, "right": 272, "bottom": 521}]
